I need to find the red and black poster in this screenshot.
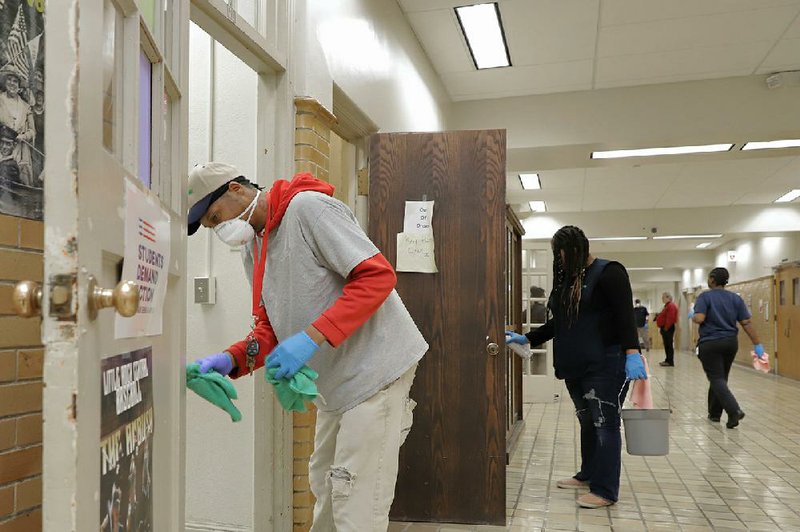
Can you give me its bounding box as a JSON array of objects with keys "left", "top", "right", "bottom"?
[{"left": 100, "top": 347, "right": 154, "bottom": 532}]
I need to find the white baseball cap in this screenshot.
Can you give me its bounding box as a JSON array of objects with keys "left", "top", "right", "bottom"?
[{"left": 187, "top": 162, "right": 241, "bottom": 235}]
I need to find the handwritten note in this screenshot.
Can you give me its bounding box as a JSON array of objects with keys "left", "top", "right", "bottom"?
[
  {"left": 403, "top": 201, "right": 434, "bottom": 234},
  {"left": 396, "top": 232, "right": 438, "bottom": 273}
]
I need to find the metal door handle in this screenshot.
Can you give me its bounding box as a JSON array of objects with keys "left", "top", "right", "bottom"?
[
  {"left": 487, "top": 342, "right": 500, "bottom": 356},
  {"left": 12, "top": 281, "right": 42, "bottom": 317},
  {"left": 87, "top": 275, "right": 139, "bottom": 320}
]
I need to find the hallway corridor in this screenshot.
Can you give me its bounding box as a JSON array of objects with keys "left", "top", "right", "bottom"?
[{"left": 392, "top": 349, "right": 800, "bottom": 531}]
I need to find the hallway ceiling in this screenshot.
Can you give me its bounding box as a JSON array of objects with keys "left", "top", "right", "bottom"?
[{"left": 399, "top": 0, "right": 800, "bottom": 101}]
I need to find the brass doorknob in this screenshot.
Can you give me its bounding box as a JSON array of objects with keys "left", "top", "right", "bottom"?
[
  {"left": 487, "top": 342, "right": 500, "bottom": 356},
  {"left": 87, "top": 275, "right": 139, "bottom": 320},
  {"left": 12, "top": 281, "right": 42, "bottom": 318}
]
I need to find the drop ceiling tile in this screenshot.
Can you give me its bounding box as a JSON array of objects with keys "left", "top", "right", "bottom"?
[
  {"left": 598, "top": 6, "right": 798, "bottom": 57},
  {"left": 601, "top": 0, "right": 800, "bottom": 27},
  {"left": 757, "top": 38, "right": 800, "bottom": 71},
  {"left": 398, "top": 0, "right": 465, "bottom": 13},
  {"left": 539, "top": 169, "right": 586, "bottom": 190},
  {"left": 406, "top": 10, "right": 474, "bottom": 74},
  {"left": 785, "top": 12, "right": 800, "bottom": 37},
  {"left": 502, "top": 0, "right": 599, "bottom": 66},
  {"left": 443, "top": 60, "right": 593, "bottom": 100},
  {"left": 595, "top": 42, "right": 772, "bottom": 85}
]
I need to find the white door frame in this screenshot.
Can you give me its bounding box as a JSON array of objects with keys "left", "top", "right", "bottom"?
[{"left": 188, "top": 1, "right": 295, "bottom": 530}]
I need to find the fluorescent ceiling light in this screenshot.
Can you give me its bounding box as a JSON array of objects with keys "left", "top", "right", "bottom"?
[
  {"left": 588, "top": 236, "right": 647, "bottom": 241},
  {"left": 775, "top": 189, "right": 800, "bottom": 203},
  {"left": 627, "top": 267, "right": 664, "bottom": 271},
  {"left": 528, "top": 200, "right": 546, "bottom": 212},
  {"left": 696, "top": 242, "right": 712, "bottom": 249},
  {"left": 742, "top": 139, "right": 800, "bottom": 151},
  {"left": 519, "top": 173, "right": 540, "bottom": 190},
  {"left": 653, "top": 234, "right": 723, "bottom": 240},
  {"left": 591, "top": 143, "right": 733, "bottom": 159},
  {"left": 455, "top": 3, "right": 511, "bottom": 70}
]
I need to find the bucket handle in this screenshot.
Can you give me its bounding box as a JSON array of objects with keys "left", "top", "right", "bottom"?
[{"left": 619, "top": 375, "right": 672, "bottom": 413}]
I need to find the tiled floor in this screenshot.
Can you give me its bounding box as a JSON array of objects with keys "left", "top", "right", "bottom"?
[{"left": 390, "top": 349, "right": 800, "bottom": 531}]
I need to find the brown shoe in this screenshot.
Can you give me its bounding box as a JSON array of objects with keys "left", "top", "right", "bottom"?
[
  {"left": 556, "top": 477, "right": 589, "bottom": 489},
  {"left": 577, "top": 493, "right": 614, "bottom": 508}
]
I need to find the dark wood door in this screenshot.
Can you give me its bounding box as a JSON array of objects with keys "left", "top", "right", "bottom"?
[{"left": 369, "top": 130, "right": 506, "bottom": 525}]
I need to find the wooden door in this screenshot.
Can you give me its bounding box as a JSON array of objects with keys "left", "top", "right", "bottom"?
[
  {"left": 776, "top": 265, "right": 800, "bottom": 379},
  {"left": 505, "top": 208, "right": 524, "bottom": 457},
  {"left": 369, "top": 130, "right": 506, "bottom": 526}
]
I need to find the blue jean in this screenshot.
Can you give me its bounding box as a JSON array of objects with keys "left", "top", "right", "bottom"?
[{"left": 565, "top": 353, "right": 629, "bottom": 502}]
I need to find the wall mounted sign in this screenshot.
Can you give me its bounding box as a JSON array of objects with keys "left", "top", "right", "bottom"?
[
  {"left": 397, "top": 200, "right": 437, "bottom": 273},
  {"left": 116, "top": 179, "right": 171, "bottom": 338}
]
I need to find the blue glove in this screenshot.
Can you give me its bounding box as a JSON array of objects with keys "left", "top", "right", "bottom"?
[
  {"left": 266, "top": 331, "right": 320, "bottom": 380},
  {"left": 505, "top": 331, "right": 528, "bottom": 345},
  {"left": 195, "top": 352, "right": 234, "bottom": 376},
  {"left": 688, "top": 310, "right": 695, "bottom": 319},
  {"left": 754, "top": 344, "right": 765, "bottom": 358},
  {"left": 625, "top": 353, "right": 648, "bottom": 380}
]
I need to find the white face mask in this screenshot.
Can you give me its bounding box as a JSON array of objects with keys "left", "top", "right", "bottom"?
[{"left": 213, "top": 190, "right": 260, "bottom": 247}]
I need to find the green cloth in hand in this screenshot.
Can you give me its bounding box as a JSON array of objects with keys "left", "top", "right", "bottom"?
[
  {"left": 186, "top": 363, "right": 242, "bottom": 422},
  {"left": 265, "top": 365, "right": 319, "bottom": 412}
]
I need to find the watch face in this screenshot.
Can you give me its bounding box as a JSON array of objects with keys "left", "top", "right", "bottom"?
[{"left": 247, "top": 338, "right": 259, "bottom": 357}]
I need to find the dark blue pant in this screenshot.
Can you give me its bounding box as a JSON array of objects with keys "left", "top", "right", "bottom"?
[
  {"left": 565, "top": 354, "right": 629, "bottom": 502},
  {"left": 660, "top": 326, "right": 675, "bottom": 364}
]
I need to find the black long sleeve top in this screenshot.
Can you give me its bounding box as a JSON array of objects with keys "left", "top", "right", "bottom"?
[{"left": 525, "top": 262, "right": 640, "bottom": 352}]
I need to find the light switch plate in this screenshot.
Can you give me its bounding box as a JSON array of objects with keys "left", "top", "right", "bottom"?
[{"left": 194, "top": 277, "right": 216, "bottom": 305}]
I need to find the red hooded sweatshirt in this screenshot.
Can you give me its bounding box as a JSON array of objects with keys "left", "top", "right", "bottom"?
[{"left": 226, "top": 173, "right": 396, "bottom": 378}]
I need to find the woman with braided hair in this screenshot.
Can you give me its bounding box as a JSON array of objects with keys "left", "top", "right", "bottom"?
[{"left": 506, "top": 225, "right": 647, "bottom": 508}]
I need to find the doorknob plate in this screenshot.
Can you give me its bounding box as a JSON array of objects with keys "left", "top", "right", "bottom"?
[
  {"left": 487, "top": 342, "right": 500, "bottom": 356},
  {"left": 49, "top": 274, "right": 76, "bottom": 320}
]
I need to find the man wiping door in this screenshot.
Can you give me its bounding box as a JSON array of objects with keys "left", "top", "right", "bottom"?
[{"left": 186, "top": 162, "right": 428, "bottom": 531}]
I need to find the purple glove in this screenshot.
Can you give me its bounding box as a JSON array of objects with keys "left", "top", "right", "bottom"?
[
  {"left": 266, "top": 331, "right": 319, "bottom": 380},
  {"left": 195, "top": 352, "right": 234, "bottom": 376}
]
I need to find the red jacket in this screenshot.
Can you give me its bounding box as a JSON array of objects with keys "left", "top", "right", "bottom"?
[{"left": 656, "top": 301, "right": 678, "bottom": 331}]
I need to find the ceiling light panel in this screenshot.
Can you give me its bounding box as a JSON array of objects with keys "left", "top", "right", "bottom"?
[
  {"left": 591, "top": 144, "right": 733, "bottom": 159},
  {"left": 742, "top": 139, "right": 800, "bottom": 151},
  {"left": 652, "top": 234, "right": 723, "bottom": 240},
  {"left": 528, "top": 200, "right": 546, "bottom": 212},
  {"left": 519, "top": 173, "right": 540, "bottom": 190},
  {"left": 455, "top": 3, "right": 511, "bottom": 70},
  {"left": 775, "top": 189, "right": 800, "bottom": 203},
  {"left": 696, "top": 243, "right": 712, "bottom": 249},
  {"left": 588, "top": 237, "right": 648, "bottom": 241}
]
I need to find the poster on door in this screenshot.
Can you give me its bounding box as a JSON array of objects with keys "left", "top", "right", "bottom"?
[
  {"left": 0, "top": 0, "right": 45, "bottom": 220},
  {"left": 116, "top": 180, "right": 171, "bottom": 338},
  {"left": 100, "top": 347, "right": 154, "bottom": 532}
]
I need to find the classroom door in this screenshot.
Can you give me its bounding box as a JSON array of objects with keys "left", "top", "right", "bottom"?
[
  {"left": 776, "top": 265, "right": 800, "bottom": 380},
  {"left": 369, "top": 130, "right": 506, "bottom": 525},
  {"left": 9, "top": 2, "right": 189, "bottom": 530}
]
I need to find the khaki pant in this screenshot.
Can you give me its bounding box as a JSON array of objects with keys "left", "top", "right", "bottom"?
[
  {"left": 637, "top": 327, "right": 650, "bottom": 351},
  {"left": 309, "top": 365, "right": 417, "bottom": 532}
]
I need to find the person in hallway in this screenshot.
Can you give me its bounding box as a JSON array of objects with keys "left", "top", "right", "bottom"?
[
  {"left": 506, "top": 225, "right": 647, "bottom": 509},
  {"left": 186, "top": 163, "right": 428, "bottom": 531},
  {"left": 690, "top": 267, "right": 763, "bottom": 429},
  {"left": 633, "top": 299, "right": 650, "bottom": 353},
  {"left": 656, "top": 292, "right": 679, "bottom": 366}
]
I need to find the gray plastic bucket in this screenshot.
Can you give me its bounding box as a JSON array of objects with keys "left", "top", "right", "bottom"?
[{"left": 620, "top": 408, "right": 670, "bottom": 456}]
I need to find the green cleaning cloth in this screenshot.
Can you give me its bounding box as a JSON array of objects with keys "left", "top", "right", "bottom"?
[
  {"left": 186, "top": 363, "right": 242, "bottom": 422},
  {"left": 265, "top": 365, "right": 319, "bottom": 412}
]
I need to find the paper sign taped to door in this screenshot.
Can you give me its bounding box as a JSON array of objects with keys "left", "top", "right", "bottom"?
[
  {"left": 403, "top": 201, "right": 434, "bottom": 234},
  {"left": 116, "top": 180, "right": 171, "bottom": 338},
  {"left": 396, "top": 232, "right": 438, "bottom": 273}
]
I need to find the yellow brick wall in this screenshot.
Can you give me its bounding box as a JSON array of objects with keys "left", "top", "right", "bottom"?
[
  {"left": 0, "top": 213, "right": 44, "bottom": 531},
  {"left": 292, "top": 97, "right": 336, "bottom": 532}
]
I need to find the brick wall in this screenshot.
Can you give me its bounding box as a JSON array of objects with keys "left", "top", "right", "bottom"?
[
  {"left": 292, "top": 97, "right": 336, "bottom": 532},
  {"left": 0, "top": 213, "right": 44, "bottom": 531}
]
